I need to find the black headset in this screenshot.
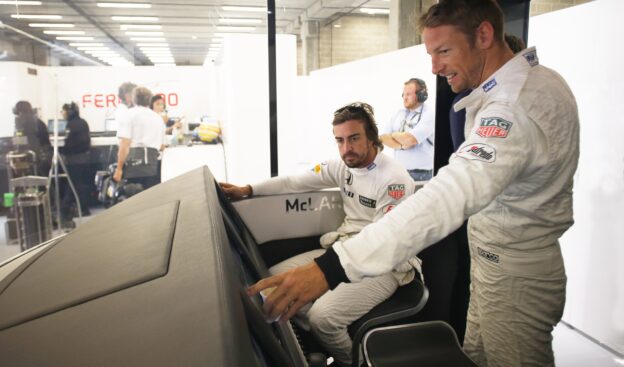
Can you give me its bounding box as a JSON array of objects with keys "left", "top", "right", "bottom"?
[{"left": 407, "top": 78, "right": 428, "bottom": 103}]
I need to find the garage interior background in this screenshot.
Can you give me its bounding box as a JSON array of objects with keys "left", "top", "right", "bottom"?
[{"left": 0, "top": 0, "right": 622, "bottom": 359}]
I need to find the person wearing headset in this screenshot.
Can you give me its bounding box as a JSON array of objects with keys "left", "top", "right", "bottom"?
[
  {"left": 150, "top": 94, "right": 182, "bottom": 135},
  {"left": 380, "top": 78, "right": 435, "bottom": 181},
  {"left": 59, "top": 102, "right": 92, "bottom": 222}
]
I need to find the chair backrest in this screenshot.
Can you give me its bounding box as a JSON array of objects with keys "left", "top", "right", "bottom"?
[
  {"left": 347, "top": 278, "right": 429, "bottom": 367},
  {"left": 362, "top": 321, "right": 478, "bottom": 367}
]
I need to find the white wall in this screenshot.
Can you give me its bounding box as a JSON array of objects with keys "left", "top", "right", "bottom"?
[
  {"left": 0, "top": 62, "right": 48, "bottom": 137},
  {"left": 215, "top": 34, "right": 298, "bottom": 184},
  {"left": 286, "top": 44, "right": 436, "bottom": 173},
  {"left": 529, "top": 0, "right": 624, "bottom": 354},
  {"left": 0, "top": 63, "right": 215, "bottom": 134}
]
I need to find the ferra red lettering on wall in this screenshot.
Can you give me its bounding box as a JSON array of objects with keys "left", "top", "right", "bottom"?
[{"left": 81, "top": 92, "right": 179, "bottom": 108}]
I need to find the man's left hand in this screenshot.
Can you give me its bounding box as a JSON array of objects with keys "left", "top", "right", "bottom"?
[{"left": 248, "top": 262, "right": 330, "bottom": 321}]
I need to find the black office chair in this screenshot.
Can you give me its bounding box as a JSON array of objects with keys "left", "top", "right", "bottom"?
[
  {"left": 362, "top": 321, "right": 478, "bottom": 367},
  {"left": 347, "top": 277, "right": 428, "bottom": 367}
]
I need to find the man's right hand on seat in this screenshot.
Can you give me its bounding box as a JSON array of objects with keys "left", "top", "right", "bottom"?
[{"left": 219, "top": 182, "right": 252, "bottom": 200}]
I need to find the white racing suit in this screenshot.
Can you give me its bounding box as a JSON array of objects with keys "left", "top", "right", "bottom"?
[
  {"left": 254, "top": 152, "right": 418, "bottom": 366},
  {"left": 332, "top": 47, "right": 580, "bottom": 366}
]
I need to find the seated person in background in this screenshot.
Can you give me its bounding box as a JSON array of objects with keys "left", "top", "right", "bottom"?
[
  {"left": 12, "top": 101, "right": 52, "bottom": 175},
  {"left": 59, "top": 102, "right": 92, "bottom": 220},
  {"left": 221, "top": 102, "right": 420, "bottom": 367},
  {"left": 114, "top": 86, "right": 165, "bottom": 189},
  {"left": 150, "top": 94, "right": 181, "bottom": 135}
]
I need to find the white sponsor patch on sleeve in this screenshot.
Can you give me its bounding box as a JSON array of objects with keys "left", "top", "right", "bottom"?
[{"left": 457, "top": 143, "right": 496, "bottom": 163}]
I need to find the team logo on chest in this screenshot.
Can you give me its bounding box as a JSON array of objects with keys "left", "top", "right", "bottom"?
[
  {"left": 345, "top": 171, "right": 353, "bottom": 185},
  {"left": 477, "top": 117, "right": 513, "bottom": 138},
  {"left": 387, "top": 184, "right": 406, "bottom": 200},
  {"left": 358, "top": 195, "right": 376, "bottom": 209}
]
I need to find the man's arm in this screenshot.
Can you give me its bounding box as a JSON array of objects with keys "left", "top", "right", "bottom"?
[
  {"left": 113, "top": 138, "right": 131, "bottom": 182},
  {"left": 249, "top": 106, "right": 540, "bottom": 321},
  {"left": 390, "top": 132, "right": 419, "bottom": 148},
  {"left": 380, "top": 134, "right": 402, "bottom": 149}
]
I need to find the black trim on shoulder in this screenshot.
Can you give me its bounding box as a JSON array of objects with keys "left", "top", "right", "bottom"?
[{"left": 314, "top": 247, "right": 349, "bottom": 290}]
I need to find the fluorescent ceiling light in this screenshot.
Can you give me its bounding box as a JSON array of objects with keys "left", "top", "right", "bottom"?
[
  {"left": 218, "top": 18, "right": 261, "bottom": 24},
  {"left": 0, "top": 1, "right": 42, "bottom": 4},
  {"left": 56, "top": 36, "right": 94, "bottom": 40},
  {"left": 86, "top": 50, "right": 118, "bottom": 54},
  {"left": 216, "top": 26, "right": 255, "bottom": 32},
  {"left": 130, "top": 37, "right": 165, "bottom": 41},
  {"left": 112, "top": 16, "right": 158, "bottom": 22},
  {"left": 97, "top": 2, "right": 152, "bottom": 8},
  {"left": 77, "top": 47, "right": 110, "bottom": 51},
  {"left": 43, "top": 30, "right": 85, "bottom": 35},
  {"left": 125, "top": 31, "right": 163, "bottom": 36},
  {"left": 360, "top": 8, "right": 390, "bottom": 15},
  {"left": 136, "top": 43, "right": 167, "bottom": 47},
  {"left": 120, "top": 24, "right": 161, "bottom": 30},
  {"left": 12, "top": 14, "right": 61, "bottom": 19},
  {"left": 29, "top": 23, "right": 73, "bottom": 27},
  {"left": 69, "top": 42, "right": 104, "bottom": 46},
  {"left": 221, "top": 6, "right": 266, "bottom": 12}
]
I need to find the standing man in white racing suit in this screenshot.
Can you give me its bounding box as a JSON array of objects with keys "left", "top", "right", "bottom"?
[
  {"left": 249, "top": 1, "right": 580, "bottom": 366},
  {"left": 221, "top": 102, "right": 418, "bottom": 366}
]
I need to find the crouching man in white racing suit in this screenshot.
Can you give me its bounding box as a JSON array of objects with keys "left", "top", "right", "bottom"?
[
  {"left": 221, "top": 102, "right": 419, "bottom": 367},
  {"left": 248, "top": 2, "right": 580, "bottom": 367}
]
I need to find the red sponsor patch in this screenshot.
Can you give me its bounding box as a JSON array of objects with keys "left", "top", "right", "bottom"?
[
  {"left": 476, "top": 117, "right": 513, "bottom": 138},
  {"left": 382, "top": 204, "right": 395, "bottom": 214},
  {"left": 387, "top": 184, "right": 405, "bottom": 200}
]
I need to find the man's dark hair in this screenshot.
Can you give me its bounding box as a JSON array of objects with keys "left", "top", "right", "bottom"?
[
  {"left": 419, "top": 0, "right": 505, "bottom": 46},
  {"left": 150, "top": 94, "right": 164, "bottom": 110},
  {"left": 118, "top": 82, "right": 137, "bottom": 103},
  {"left": 504, "top": 33, "right": 526, "bottom": 54},
  {"left": 333, "top": 102, "right": 383, "bottom": 150},
  {"left": 132, "top": 86, "right": 153, "bottom": 107},
  {"left": 13, "top": 101, "right": 34, "bottom": 116}
]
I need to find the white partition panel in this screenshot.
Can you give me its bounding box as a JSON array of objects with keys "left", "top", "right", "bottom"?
[
  {"left": 0, "top": 62, "right": 51, "bottom": 137},
  {"left": 292, "top": 45, "right": 437, "bottom": 172},
  {"left": 529, "top": 0, "right": 624, "bottom": 355},
  {"left": 215, "top": 34, "right": 297, "bottom": 184},
  {"left": 0, "top": 64, "right": 215, "bottom": 135}
]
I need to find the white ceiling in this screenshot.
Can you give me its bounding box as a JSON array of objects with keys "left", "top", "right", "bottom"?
[{"left": 0, "top": 0, "right": 391, "bottom": 66}]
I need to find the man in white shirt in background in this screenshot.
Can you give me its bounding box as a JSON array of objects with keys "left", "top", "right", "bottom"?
[
  {"left": 221, "top": 102, "right": 419, "bottom": 367},
  {"left": 114, "top": 86, "right": 165, "bottom": 189},
  {"left": 114, "top": 82, "right": 136, "bottom": 142},
  {"left": 380, "top": 78, "right": 435, "bottom": 181}
]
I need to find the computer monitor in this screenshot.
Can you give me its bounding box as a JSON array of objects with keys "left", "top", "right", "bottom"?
[
  {"left": 104, "top": 118, "right": 118, "bottom": 131},
  {"left": 47, "top": 119, "right": 67, "bottom": 135}
]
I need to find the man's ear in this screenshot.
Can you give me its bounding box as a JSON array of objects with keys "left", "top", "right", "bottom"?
[{"left": 475, "top": 21, "right": 495, "bottom": 50}]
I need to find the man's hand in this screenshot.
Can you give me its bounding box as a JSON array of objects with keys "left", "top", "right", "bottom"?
[
  {"left": 113, "top": 167, "right": 123, "bottom": 183},
  {"left": 248, "top": 262, "right": 330, "bottom": 321},
  {"left": 219, "top": 182, "right": 252, "bottom": 200}
]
